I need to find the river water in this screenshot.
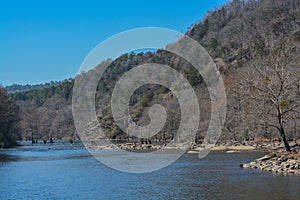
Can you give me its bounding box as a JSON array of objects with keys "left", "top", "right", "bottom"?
[{"left": 0, "top": 141, "right": 299, "bottom": 199}]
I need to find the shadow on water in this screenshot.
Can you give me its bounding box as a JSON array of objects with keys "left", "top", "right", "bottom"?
[{"left": 0, "top": 153, "right": 19, "bottom": 164}]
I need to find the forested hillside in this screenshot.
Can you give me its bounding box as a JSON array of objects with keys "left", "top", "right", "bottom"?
[
  {"left": 6, "top": 0, "right": 300, "bottom": 150},
  {"left": 0, "top": 87, "right": 20, "bottom": 148},
  {"left": 11, "top": 79, "right": 75, "bottom": 141},
  {"left": 5, "top": 81, "right": 61, "bottom": 94}
]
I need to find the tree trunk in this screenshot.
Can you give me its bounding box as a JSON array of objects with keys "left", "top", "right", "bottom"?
[
  {"left": 278, "top": 107, "right": 291, "bottom": 152},
  {"left": 279, "top": 125, "right": 291, "bottom": 152},
  {"left": 31, "top": 132, "right": 35, "bottom": 144},
  {"left": 49, "top": 133, "right": 54, "bottom": 143}
]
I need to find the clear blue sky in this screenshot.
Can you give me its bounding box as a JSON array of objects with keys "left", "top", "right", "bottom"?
[{"left": 0, "top": 0, "right": 228, "bottom": 86}]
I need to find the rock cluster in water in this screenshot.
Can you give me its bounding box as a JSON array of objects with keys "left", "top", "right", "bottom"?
[{"left": 241, "top": 146, "right": 300, "bottom": 175}]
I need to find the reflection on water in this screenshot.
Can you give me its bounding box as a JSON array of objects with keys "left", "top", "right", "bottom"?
[
  {"left": 0, "top": 142, "right": 299, "bottom": 199},
  {"left": 0, "top": 154, "right": 18, "bottom": 163}
]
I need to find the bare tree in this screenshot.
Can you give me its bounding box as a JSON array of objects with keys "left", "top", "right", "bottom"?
[{"left": 240, "top": 38, "right": 300, "bottom": 151}]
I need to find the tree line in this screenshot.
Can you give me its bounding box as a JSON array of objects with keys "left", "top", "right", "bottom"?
[{"left": 0, "top": 87, "right": 20, "bottom": 148}]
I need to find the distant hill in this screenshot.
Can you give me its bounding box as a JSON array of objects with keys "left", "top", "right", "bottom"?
[{"left": 5, "top": 81, "right": 62, "bottom": 94}]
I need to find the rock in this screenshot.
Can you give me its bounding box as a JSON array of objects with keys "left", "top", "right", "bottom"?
[
  {"left": 283, "top": 163, "right": 290, "bottom": 169},
  {"left": 240, "top": 149, "right": 300, "bottom": 175},
  {"left": 226, "top": 150, "right": 239, "bottom": 153},
  {"left": 255, "top": 155, "right": 271, "bottom": 162},
  {"left": 240, "top": 163, "right": 250, "bottom": 168},
  {"left": 250, "top": 161, "right": 256, "bottom": 166},
  {"left": 278, "top": 155, "right": 288, "bottom": 162}
]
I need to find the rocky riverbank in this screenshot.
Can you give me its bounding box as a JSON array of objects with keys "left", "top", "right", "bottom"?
[
  {"left": 86, "top": 140, "right": 300, "bottom": 158},
  {"left": 240, "top": 145, "right": 300, "bottom": 175},
  {"left": 92, "top": 141, "right": 261, "bottom": 152},
  {"left": 189, "top": 141, "right": 281, "bottom": 152}
]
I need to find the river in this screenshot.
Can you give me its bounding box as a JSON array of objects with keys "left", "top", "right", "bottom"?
[{"left": 0, "top": 141, "right": 299, "bottom": 199}]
